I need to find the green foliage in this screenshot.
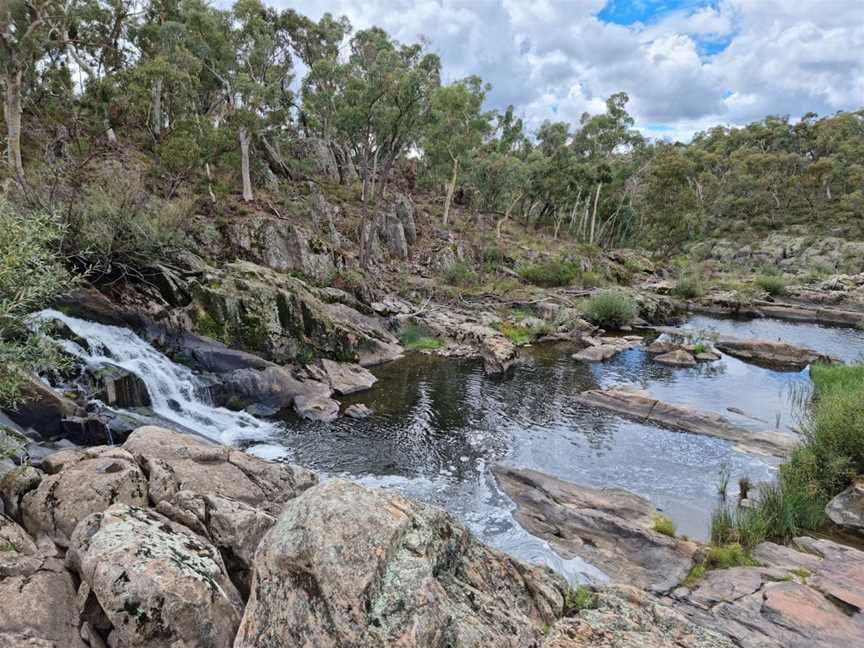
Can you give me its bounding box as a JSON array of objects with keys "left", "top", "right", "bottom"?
[
  {"left": 810, "top": 362, "right": 864, "bottom": 396},
  {"left": 517, "top": 258, "right": 581, "bottom": 287},
  {"left": 563, "top": 586, "right": 597, "bottom": 615},
  {"left": 652, "top": 513, "right": 677, "bottom": 537},
  {"left": 0, "top": 198, "right": 71, "bottom": 408},
  {"left": 399, "top": 325, "right": 442, "bottom": 351},
  {"left": 63, "top": 164, "right": 192, "bottom": 277},
  {"left": 755, "top": 274, "right": 787, "bottom": 296},
  {"left": 692, "top": 342, "right": 707, "bottom": 355},
  {"left": 672, "top": 275, "right": 705, "bottom": 299},
  {"left": 498, "top": 320, "right": 552, "bottom": 346},
  {"left": 684, "top": 544, "right": 757, "bottom": 586},
  {"left": 581, "top": 290, "right": 638, "bottom": 330},
  {"left": 443, "top": 262, "right": 479, "bottom": 287}
]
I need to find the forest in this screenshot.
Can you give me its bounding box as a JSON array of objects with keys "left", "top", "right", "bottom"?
[{"left": 2, "top": 0, "right": 863, "bottom": 257}]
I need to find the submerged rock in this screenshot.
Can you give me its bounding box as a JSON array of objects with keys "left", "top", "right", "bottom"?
[
  {"left": 344, "top": 403, "right": 373, "bottom": 419},
  {"left": 494, "top": 466, "right": 697, "bottom": 593},
  {"left": 66, "top": 504, "right": 244, "bottom": 648},
  {"left": 235, "top": 480, "right": 566, "bottom": 647},
  {"left": 575, "top": 388, "right": 798, "bottom": 457}
]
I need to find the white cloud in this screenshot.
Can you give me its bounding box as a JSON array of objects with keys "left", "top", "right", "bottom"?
[{"left": 227, "top": 0, "right": 864, "bottom": 141}]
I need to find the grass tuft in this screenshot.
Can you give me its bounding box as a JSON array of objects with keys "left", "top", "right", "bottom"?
[
  {"left": 652, "top": 513, "right": 677, "bottom": 537},
  {"left": 518, "top": 258, "right": 582, "bottom": 287},
  {"left": 580, "top": 290, "right": 638, "bottom": 330},
  {"left": 672, "top": 275, "right": 705, "bottom": 299},
  {"left": 563, "top": 586, "right": 597, "bottom": 616},
  {"left": 755, "top": 274, "right": 787, "bottom": 296}
]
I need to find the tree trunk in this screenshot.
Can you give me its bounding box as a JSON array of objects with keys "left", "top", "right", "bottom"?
[
  {"left": 105, "top": 121, "right": 118, "bottom": 145},
  {"left": 442, "top": 157, "right": 460, "bottom": 226},
  {"left": 151, "top": 78, "right": 163, "bottom": 137},
  {"left": 4, "top": 70, "right": 24, "bottom": 181},
  {"left": 239, "top": 127, "right": 253, "bottom": 202},
  {"left": 589, "top": 183, "right": 602, "bottom": 245},
  {"left": 369, "top": 147, "right": 380, "bottom": 201}
]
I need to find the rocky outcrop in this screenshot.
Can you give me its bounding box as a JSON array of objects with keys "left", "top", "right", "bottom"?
[
  {"left": 575, "top": 388, "right": 798, "bottom": 457},
  {"left": 668, "top": 537, "right": 864, "bottom": 648},
  {"left": 655, "top": 348, "right": 697, "bottom": 367},
  {"left": 291, "top": 136, "right": 340, "bottom": 182},
  {"left": 223, "top": 213, "right": 336, "bottom": 284},
  {"left": 573, "top": 336, "right": 641, "bottom": 363},
  {"left": 66, "top": 504, "right": 244, "bottom": 648},
  {"left": 88, "top": 364, "right": 151, "bottom": 408},
  {"left": 544, "top": 585, "right": 733, "bottom": 648},
  {"left": 188, "top": 261, "right": 403, "bottom": 366},
  {"left": 122, "top": 426, "right": 316, "bottom": 514},
  {"left": 235, "top": 479, "right": 567, "bottom": 647},
  {"left": 826, "top": 478, "right": 864, "bottom": 535},
  {"left": 494, "top": 466, "right": 697, "bottom": 593},
  {"left": 715, "top": 337, "right": 840, "bottom": 370}
]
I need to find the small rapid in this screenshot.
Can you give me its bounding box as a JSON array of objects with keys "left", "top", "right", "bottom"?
[{"left": 33, "top": 309, "right": 278, "bottom": 445}]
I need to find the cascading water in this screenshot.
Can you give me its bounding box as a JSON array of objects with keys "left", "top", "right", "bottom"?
[{"left": 33, "top": 309, "right": 278, "bottom": 445}]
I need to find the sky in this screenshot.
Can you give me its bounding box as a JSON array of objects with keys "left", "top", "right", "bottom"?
[{"left": 250, "top": 0, "right": 864, "bottom": 141}]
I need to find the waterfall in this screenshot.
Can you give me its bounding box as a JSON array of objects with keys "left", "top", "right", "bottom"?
[{"left": 33, "top": 309, "right": 279, "bottom": 445}]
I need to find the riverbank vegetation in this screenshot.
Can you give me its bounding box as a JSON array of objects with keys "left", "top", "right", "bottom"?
[{"left": 710, "top": 362, "right": 864, "bottom": 549}]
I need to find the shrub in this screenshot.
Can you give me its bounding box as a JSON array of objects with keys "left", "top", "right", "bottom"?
[
  {"left": 685, "top": 543, "right": 757, "bottom": 586},
  {"left": 672, "top": 275, "right": 704, "bottom": 299},
  {"left": 755, "top": 274, "right": 787, "bottom": 296},
  {"left": 63, "top": 164, "right": 192, "bottom": 279},
  {"left": 444, "top": 262, "right": 479, "bottom": 287},
  {"left": 0, "top": 199, "right": 72, "bottom": 407},
  {"left": 498, "top": 320, "right": 552, "bottom": 346},
  {"left": 518, "top": 258, "right": 581, "bottom": 287},
  {"left": 581, "top": 290, "right": 638, "bottom": 329},
  {"left": 399, "top": 325, "right": 442, "bottom": 351},
  {"left": 652, "top": 513, "right": 676, "bottom": 537},
  {"left": 563, "top": 586, "right": 597, "bottom": 615}
]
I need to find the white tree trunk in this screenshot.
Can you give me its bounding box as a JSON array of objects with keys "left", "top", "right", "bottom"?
[
  {"left": 442, "top": 157, "right": 460, "bottom": 226},
  {"left": 151, "top": 78, "right": 163, "bottom": 137},
  {"left": 589, "top": 183, "right": 602, "bottom": 245},
  {"left": 239, "top": 127, "right": 253, "bottom": 202},
  {"left": 4, "top": 70, "right": 24, "bottom": 181}
]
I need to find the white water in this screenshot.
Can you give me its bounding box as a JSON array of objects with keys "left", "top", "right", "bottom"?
[{"left": 34, "top": 309, "right": 278, "bottom": 445}]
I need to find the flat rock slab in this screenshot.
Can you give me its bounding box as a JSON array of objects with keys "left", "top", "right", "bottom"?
[
  {"left": 668, "top": 536, "right": 864, "bottom": 648},
  {"left": 493, "top": 466, "right": 697, "bottom": 593},
  {"left": 715, "top": 337, "right": 841, "bottom": 370},
  {"left": 574, "top": 388, "right": 798, "bottom": 457},
  {"left": 655, "top": 349, "right": 697, "bottom": 367}
]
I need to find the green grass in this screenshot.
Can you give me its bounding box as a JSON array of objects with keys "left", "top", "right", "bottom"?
[
  {"left": 684, "top": 543, "right": 757, "bottom": 586},
  {"left": 672, "top": 275, "right": 705, "bottom": 299},
  {"left": 755, "top": 274, "right": 787, "bottom": 296},
  {"left": 692, "top": 342, "right": 707, "bottom": 355},
  {"left": 710, "top": 362, "right": 864, "bottom": 549},
  {"left": 580, "top": 290, "right": 639, "bottom": 330},
  {"left": 652, "top": 513, "right": 677, "bottom": 537},
  {"left": 399, "top": 325, "right": 443, "bottom": 351},
  {"left": 517, "top": 258, "right": 582, "bottom": 287},
  {"left": 498, "top": 321, "right": 553, "bottom": 346},
  {"left": 563, "top": 586, "right": 597, "bottom": 615}
]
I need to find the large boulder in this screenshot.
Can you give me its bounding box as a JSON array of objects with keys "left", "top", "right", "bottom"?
[
  {"left": 122, "top": 426, "right": 316, "bottom": 514},
  {"left": 3, "top": 375, "right": 83, "bottom": 438},
  {"left": 826, "top": 478, "right": 864, "bottom": 535},
  {"left": 292, "top": 136, "right": 340, "bottom": 182},
  {"left": 494, "top": 466, "right": 697, "bottom": 593},
  {"left": 234, "top": 480, "right": 567, "bottom": 647},
  {"left": 66, "top": 504, "right": 244, "bottom": 648},
  {"left": 20, "top": 447, "right": 148, "bottom": 547},
  {"left": 88, "top": 364, "right": 151, "bottom": 408},
  {"left": 305, "top": 358, "right": 378, "bottom": 395},
  {"left": 214, "top": 365, "right": 332, "bottom": 414}
]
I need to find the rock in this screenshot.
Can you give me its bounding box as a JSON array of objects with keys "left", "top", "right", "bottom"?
[
  {"left": 306, "top": 358, "right": 378, "bottom": 395},
  {"left": 0, "top": 556, "right": 87, "bottom": 647},
  {"left": 574, "top": 338, "right": 640, "bottom": 362},
  {"left": 544, "top": 585, "right": 733, "bottom": 648},
  {"left": 224, "top": 213, "right": 336, "bottom": 284},
  {"left": 293, "top": 393, "right": 340, "bottom": 421},
  {"left": 826, "top": 478, "right": 864, "bottom": 535},
  {"left": 0, "top": 465, "right": 42, "bottom": 521},
  {"left": 20, "top": 447, "right": 148, "bottom": 547},
  {"left": 481, "top": 334, "right": 522, "bottom": 374},
  {"left": 344, "top": 403, "right": 373, "bottom": 419},
  {"left": 646, "top": 339, "right": 679, "bottom": 355},
  {"left": 494, "top": 466, "right": 697, "bottom": 593},
  {"left": 214, "top": 365, "right": 332, "bottom": 414},
  {"left": 60, "top": 416, "right": 114, "bottom": 446},
  {"left": 234, "top": 480, "right": 566, "bottom": 647},
  {"left": 575, "top": 388, "right": 798, "bottom": 457},
  {"left": 188, "top": 261, "right": 403, "bottom": 366},
  {"left": 668, "top": 536, "right": 864, "bottom": 648},
  {"left": 0, "top": 513, "right": 37, "bottom": 558},
  {"left": 66, "top": 504, "right": 244, "bottom": 648},
  {"left": 716, "top": 337, "right": 841, "bottom": 370},
  {"left": 695, "top": 351, "right": 721, "bottom": 362},
  {"left": 391, "top": 192, "right": 417, "bottom": 244},
  {"left": 655, "top": 349, "right": 697, "bottom": 367},
  {"left": 122, "top": 426, "right": 316, "bottom": 514},
  {"left": 292, "top": 136, "right": 340, "bottom": 182},
  {"left": 88, "top": 364, "right": 151, "bottom": 407},
  {"left": 3, "top": 375, "right": 83, "bottom": 438}
]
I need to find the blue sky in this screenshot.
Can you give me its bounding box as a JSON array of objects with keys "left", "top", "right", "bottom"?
[{"left": 259, "top": 0, "right": 864, "bottom": 141}]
